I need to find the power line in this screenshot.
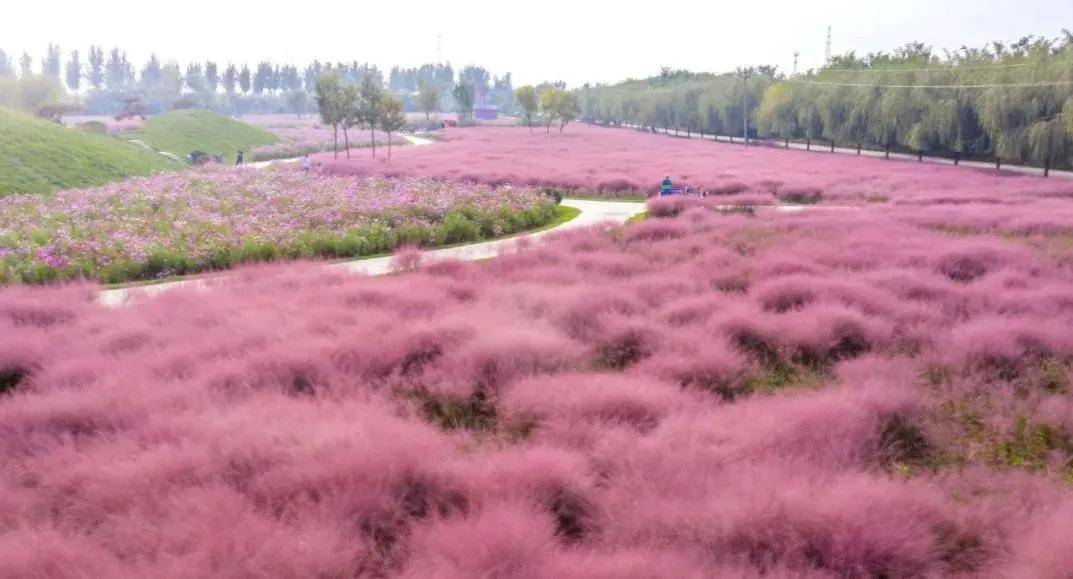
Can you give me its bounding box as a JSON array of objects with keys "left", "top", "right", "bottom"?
[
  {"left": 819, "top": 61, "right": 1038, "bottom": 73},
  {"left": 783, "top": 78, "right": 1073, "bottom": 89}
]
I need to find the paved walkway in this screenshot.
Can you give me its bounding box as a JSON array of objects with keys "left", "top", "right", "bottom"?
[
  {"left": 247, "top": 134, "right": 433, "bottom": 169},
  {"left": 96, "top": 199, "right": 645, "bottom": 307}
]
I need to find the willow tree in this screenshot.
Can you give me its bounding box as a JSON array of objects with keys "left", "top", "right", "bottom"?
[
  {"left": 1027, "top": 118, "right": 1070, "bottom": 176},
  {"left": 756, "top": 83, "right": 798, "bottom": 145}
]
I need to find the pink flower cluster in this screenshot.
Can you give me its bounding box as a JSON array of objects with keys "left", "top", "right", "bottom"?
[
  {"left": 0, "top": 168, "right": 551, "bottom": 283},
  {"left": 2, "top": 193, "right": 1073, "bottom": 575}
]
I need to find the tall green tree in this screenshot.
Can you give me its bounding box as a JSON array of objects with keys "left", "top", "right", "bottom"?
[
  {"left": 315, "top": 72, "right": 345, "bottom": 158},
  {"left": 19, "top": 52, "right": 32, "bottom": 77},
  {"left": 539, "top": 87, "right": 558, "bottom": 133},
  {"left": 515, "top": 85, "right": 538, "bottom": 133},
  {"left": 418, "top": 80, "right": 440, "bottom": 120},
  {"left": 87, "top": 46, "right": 104, "bottom": 90},
  {"left": 105, "top": 48, "right": 127, "bottom": 92},
  {"left": 185, "top": 62, "right": 205, "bottom": 93},
  {"left": 379, "top": 95, "right": 407, "bottom": 159},
  {"left": 359, "top": 74, "right": 383, "bottom": 157},
  {"left": 253, "top": 62, "right": 271, "bottom": 94},
  {"left": 552, "top": 90, "right": 580, "bottom": 133},
  {"left": 239, "top": 65, "right": 251, "bottom": 94},
  {"left": 756, "top": 82, "right": 798, "bottom": 144},
  {"left": 222, "top": 64, "right": 237, "bottom": 95},
  {"left": 340, "top": 84, "right": 361, "bottom": 159},
  {"left": 41, "top": 44, "right": 61, "bottom": 78},
  {"left": 453, "top": 82, "right": 475, "bottom": 121},
  {"left": 205, "top": 61, "right": 219, "bottom": 93},
  {"left": 65, "top": 50, "right": 82, "bottom": 96},
  {"left": 287, "top": 90, "right": 308, "bottom": 118}
]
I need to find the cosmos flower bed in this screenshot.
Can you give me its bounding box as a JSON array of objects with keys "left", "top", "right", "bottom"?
[
  {"left": 320, "top": 124, "right": 1073, "bottom": 203},
  {"left": 3, "top": 196, "right": 1073, "bottom": 576},
  {"left": 243, "top": 114, "right": 404, "bottom": 161},
  {"left": 0, "top": 169, "right": 556, "bottom": 284}
]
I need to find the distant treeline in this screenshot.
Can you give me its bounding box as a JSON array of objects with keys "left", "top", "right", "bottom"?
[
  {"left": 581, "top": 34, "right": 1073, "bottom": 170},
  {"left": 0, "top": 45, "right": 516, "bottom": 117},
  {"left": 581, "top": 68, "right": 776, "bottom": 138}
]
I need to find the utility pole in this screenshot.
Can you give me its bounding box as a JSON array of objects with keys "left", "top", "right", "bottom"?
[
  {"left": 825, "top": 26, "right": 832, "bottom": 63},
  {"left": 793, "top": 52, "right": 800, "bottom": 76},
  {"left": 740, "top": 67, "right": 749, "bottom": 145}
]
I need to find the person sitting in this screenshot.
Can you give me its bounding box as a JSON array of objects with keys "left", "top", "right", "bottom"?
[{"left": 660, "top": 175, "right": 673, "bottom": 196}]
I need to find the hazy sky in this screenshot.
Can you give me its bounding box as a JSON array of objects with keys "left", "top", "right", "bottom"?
[{"left": 4, "top": 0, "right": 1072, "bottom": 86}]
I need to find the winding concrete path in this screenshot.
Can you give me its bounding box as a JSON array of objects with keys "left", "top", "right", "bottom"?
[
  {"left": 96, "top": 199, "right": 644, "bottom": 307},
  {"left": 248, "top": 134, "right": 434, "bottom": 169}
]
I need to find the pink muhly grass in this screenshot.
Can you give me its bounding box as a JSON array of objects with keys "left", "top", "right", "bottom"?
[
  {"left": 4, "top": 172, "right": 1073, "bottom": 575},
  {"left": 390, "top": 245, "right": 424, "bottom": 274}
]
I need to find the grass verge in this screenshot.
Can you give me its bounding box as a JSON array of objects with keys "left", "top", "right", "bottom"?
[
  {"left": 129, "top": 109, "right": 277, "bottom": 164},
  {"left": 0, "top": 107, "right": 178, "bottom": 196},
  {"left": 100, "top": 204, "right": 582, "bottom": 290}
]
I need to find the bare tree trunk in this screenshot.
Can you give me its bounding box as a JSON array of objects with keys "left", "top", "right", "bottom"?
[
  {"left": 343, "top": 127, "right": 350, "bottom": 160},
  {"left": 830, "top": 140, "right": 835, "bottom": 153},
  {"left": 370, "top": 127, "right": 376, "bottom": 158},
  {"left": 387, "top": 131, "right": 392, "bottom": 160},
  {"left": 333, "top": 125, "right": 338, "bottom": 159}
]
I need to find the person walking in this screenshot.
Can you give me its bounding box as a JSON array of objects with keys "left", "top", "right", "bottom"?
[
  {"left": 235, "top": 150, "right": 244, "bottom": 167},
  {"left": 301, "top": 154, "right": 312, "bottom": 174}
]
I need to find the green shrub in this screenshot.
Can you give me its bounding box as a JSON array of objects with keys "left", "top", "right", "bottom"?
[
  {"left": 440, "top": 211, "right": 481, "bottom": 244},
  {"left": 78, "top": 121, "right": 108, "bottom": 135}
]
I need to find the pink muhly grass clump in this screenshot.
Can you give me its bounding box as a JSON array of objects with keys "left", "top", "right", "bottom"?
[
  {"left": 634, "top": 334, "right": 754, "bottom": 401},
  {"left": 6, "top": 175, "right": 1073, "bottom": 574},
  {"left": 502, "top": 373, "right": 694, "bottom": 440},
  {"left": 934, "top": 240, "right": 1029, "bottom": 283},
  {"left": 390, "top": 244, "right": 424, "bottom": 273},
  {"left": 431, "top": 321, "right": 582, "bottom": 397},
  {"left": 398, "top": 501, "right": 560, "bottom": 578},
  {"left": 943, "top": 315, "right": 1073, "bottom": 380}
]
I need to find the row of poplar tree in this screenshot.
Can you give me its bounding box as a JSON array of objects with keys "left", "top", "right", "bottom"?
[
  {"left": 582, "top": 34, "right": 1073, "bottom": 171},
  {"left": 0, "top": 44, "right": 514, "bottom": 118}
]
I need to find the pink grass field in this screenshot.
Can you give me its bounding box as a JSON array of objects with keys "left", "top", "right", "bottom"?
[
  {"left": 4, "top": 183, "right": 1073, "bottom": 575},
  {"left": 320, "top": 125, "right": 1073, "bottom": 203}
]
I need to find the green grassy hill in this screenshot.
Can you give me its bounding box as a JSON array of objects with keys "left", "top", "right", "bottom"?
[
  {"left": 130, "top": 109, "right": 277, "bottom": 164},
  {"left": 0, "top": 108, "right": 179, "bottom": 196}
]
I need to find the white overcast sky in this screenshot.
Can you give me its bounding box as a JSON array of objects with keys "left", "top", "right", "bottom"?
[{"left": 3, "top": 0, "right": 1071, "bottom": 86}]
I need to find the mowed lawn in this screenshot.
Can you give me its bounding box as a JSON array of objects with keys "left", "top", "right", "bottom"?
[
  {"left": 0, "top": 108, "right": 178, "bottom": 196},
  {"left": 129, "top": 109, "right": 278, "bottom": 164}
]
